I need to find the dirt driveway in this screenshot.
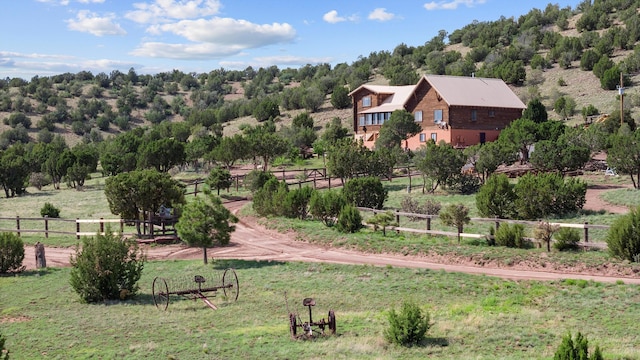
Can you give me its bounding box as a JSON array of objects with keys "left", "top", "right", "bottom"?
[{"left": 21, "top": 190, "right": 640, "bottom": 284}]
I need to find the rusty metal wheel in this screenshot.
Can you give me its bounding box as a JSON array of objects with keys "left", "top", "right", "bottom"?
[
  {"left": 222, "top": 268, "right": 239, "bottom": 301},
  {"left": 152, "top": 277, "right": 169, "bottom": 311},
  {"left": 289, "top": 313, "right": 298, "bottom": 339},
  {"left": 328, "top": 310, "right": 336, "bottom": 335}
]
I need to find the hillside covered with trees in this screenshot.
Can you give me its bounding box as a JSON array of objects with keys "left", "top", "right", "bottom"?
[{"left": 2, "top": 0, "right": 640, "bottom": 200}]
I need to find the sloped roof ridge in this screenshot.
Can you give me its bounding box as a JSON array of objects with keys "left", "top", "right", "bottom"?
[{"left": 422, "top": 74, "right": 526, "bottom": 109}]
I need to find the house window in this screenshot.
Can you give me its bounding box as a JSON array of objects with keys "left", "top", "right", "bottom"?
[
  {"left": 359, "top": 116, "right": 365, "bottom": 127},
  {"left": 414, "top": 110, "right": 423, "bottom": 122},
  {"left": 488, "top": 110, "right": 495, "bottom": 118},
  {"left": 431, "top": 133, "right": 437, "bottom": 141},
  {"left": 434, "top": 109, "right": 443, "bottom": 123},
  {"left": 471, "top": 109, "right": 477, "bottom": 121},
  {"left": 365, "top": 113, "right": 373, "bottom": 125},
  {"left": 362, "top": 96, "right": 371, "bottom": 107},
  {"left": 419, "top": 133, "right": 426, "bottom": 142}
]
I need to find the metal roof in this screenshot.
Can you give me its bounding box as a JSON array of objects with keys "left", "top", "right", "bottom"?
[
  {"left": 350, "top": 75, "right": 526, "bottom": 113},
  {"left": 349, "top": 85, "right": 415, "bottom": 113},
  {"left": 422, "top": 75, "right": 526, "bottom": 109}
]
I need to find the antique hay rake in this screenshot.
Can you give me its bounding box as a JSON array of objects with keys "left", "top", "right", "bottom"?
[{"left": 152, "top": 268, "right": 239, "bottom": 310}]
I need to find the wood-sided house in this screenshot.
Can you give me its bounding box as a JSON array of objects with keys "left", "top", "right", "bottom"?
[{"left": 349, "top": 74, "right": 526, "bottom": 150}]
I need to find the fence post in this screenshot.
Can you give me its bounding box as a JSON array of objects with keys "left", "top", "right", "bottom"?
[
  {"left": 120, "top": 219, "right": 124, "bottom": 234},
  {"left": 313, "top": 177, "right": 316, "bottom": 189},
  {"left": 44, "top": 215, "right": 49, "bottom": 238},
  {"left": 282, "top": 168, "right": 286, "bottom": 180},
  {"left": 408, "top": 166, "right": 411, "bottom": 191},
  {"left": 99, "top": 217, "right": 104, "bottom": 235},
  {"left": 495, "top": 218, "right": 500, "bottom": 231},
  {"left": 194, "top": 182, "right": 198, "bottom": 197},
  {"left": 149, "top": 212, "right": 154, "bottom": 238},
  {"left": 328, "top": 177, "right": 331, "bottom": 189},
  {"left": 584, "top": 222, "right": 589, "bottom": 243},
  {"left": 395, "top": 210, "right": 400, "bottom": 226},
  {"left": 76, "top": 218, "right": 80, "bottom": 240},
  {"left": 298, "top": 180, "right": 302, "bottom": 189},
  {"left": 235, "top": 176, "right": 239, "bottom": 191},
  {"left": 16, "top": 215, "right": 20, "bottom": 237},
  {"left": 426, "top": 217, "right": 431, "bottom": 231}
]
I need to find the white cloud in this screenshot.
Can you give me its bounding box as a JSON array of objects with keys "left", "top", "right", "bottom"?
[
  {"left": 424, "top": 0, "right": 486, "bottom": 11},
  {"left": 0, "top": 51, "right": 138, "bottom": 79},
  {"left": 66, "top": 10, "right": 126, "bottom": 36},
  {"left": 156, "top": 17, "right": 296, "bottom": 46},
  {"left": 220, "top": 55, "right": 333, "bottom": 70},
  {"left": 36, "top": 0, "right": 105, "bottom": 4},
  {"left": 323, "top": 10, "right": 358, "bottom": 24},
  {"left": 130, "top": 41, "right": 245, "bottom": 59},
  {"left": 125, "top": 0, "right": 222, "bottom": 24},
  {"left": 368, "top": 8, "right": 396, "bottom": 22},
  {"left": 323, "top": 10, "right": 345, "bottom": 24},
  {"left": 131, "top": 16, "right": 297, "bottom": 59}
]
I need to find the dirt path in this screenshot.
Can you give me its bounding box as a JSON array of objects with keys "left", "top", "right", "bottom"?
[{"left": 21, "top": 197, "right": 640, "bottom": 284}]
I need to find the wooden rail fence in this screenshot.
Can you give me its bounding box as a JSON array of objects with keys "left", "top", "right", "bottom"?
[{"left": 357, "top": 207, "right": 610, "bottom": 250}]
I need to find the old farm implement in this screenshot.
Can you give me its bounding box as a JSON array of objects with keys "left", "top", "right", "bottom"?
[
  {"left": 287, "top": 295, "right": 336, "bottom": 339},
  {"left": 152, "top": 268, "right": 239, "bottom": 310}
]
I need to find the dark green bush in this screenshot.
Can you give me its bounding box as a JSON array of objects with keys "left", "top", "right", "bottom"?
[
  {"left": 0, "top": 331, "right": 8, "bottom": 360},
  {"left": 0, "top": 232, "right": 25, "bottom": 273},
  {"left": 494, "top": 223, "right": 528, "bottom": 248},
  {"left": 309, "top": 190, "right": 347, "bottom": 227},
  {"left": 342, "top": 177, "right": 387, "bottom": 210},
  {"left": 554, "top": 227, "right": 581, "bottom": 251},
  {"left": 243, "top": 170, "right": 276, "bottom": 194},
  {"left": 554, "top": 332, "right": 602, "bottom": 360},
  {"left": 606, "top": 207, "right": 640, "bottom": 262},
  {"left": 40, "top": 202, "right": 60, "bottom": 218},
  {"left": 69, "top": 231, "right": 145, "bottom": 302},
  {"left": 283, "top": 186, "right": 315, "bottom": 220},
  {"left": 336, "top": 205, "right": 363, "bottom": 233},
  {"left": 384, "top": 301, "right": 431, "bottom": 347},
  {"left": 252, "top": 178, "right": 288, "bottom": 217}
]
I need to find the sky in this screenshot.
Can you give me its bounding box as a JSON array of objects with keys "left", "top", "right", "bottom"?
[{"left": 1, "top": 0, "right": 584, "bottom": 80}]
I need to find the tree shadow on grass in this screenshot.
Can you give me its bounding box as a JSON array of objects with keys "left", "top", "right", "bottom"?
[
  {"left": 423, "top": 337, "right": 449, "bottom": 347},
  {"left": 210, "top": 259, "right": 286, "bottom": 270},
  {"left": 1, "top": 267, "right": 60, "bottom": 278},
  {"left": 385, "top": 183, "right": 412, "bottom": 193}
]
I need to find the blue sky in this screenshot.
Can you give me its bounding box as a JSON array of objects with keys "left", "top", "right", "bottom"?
[{"left": 1, "top": 0, "right": 582, "bottom": 80}]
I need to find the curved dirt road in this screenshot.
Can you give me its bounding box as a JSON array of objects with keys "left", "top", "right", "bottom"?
[{"left": 22, "top": 200, "right": 640, "bottom": 284}]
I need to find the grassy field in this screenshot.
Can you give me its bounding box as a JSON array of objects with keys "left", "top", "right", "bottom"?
[
  {"left": 1, "top": 259, "right": 640, "bottom": 359},
  {"left": 2, "top": 166, "right": 640, "bottom": 359}
]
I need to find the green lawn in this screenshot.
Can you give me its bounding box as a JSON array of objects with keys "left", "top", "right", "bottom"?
[{"left": 1, "top": 259, "right": 639, "bottom": 359}]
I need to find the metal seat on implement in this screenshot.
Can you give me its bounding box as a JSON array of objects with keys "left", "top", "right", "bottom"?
[{"left": 303, "top": 298, "right": 316, "bottom": 306}]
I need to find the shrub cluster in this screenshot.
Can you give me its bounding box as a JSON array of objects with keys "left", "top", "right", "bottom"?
[
  {"left": 40, "top": 202, "right": 61, "bottom": 218},
  {"left": 477, "top": 173, "right": 586, "bottom": 220},
  {"left": 554, "top": 332, "right": 602, "bottom": 360},
  {"left": 384, "top": 301, "right": 431, "bottom": 347},
  {"left": 494, "top": 223, "right": 528, "bottom": 249},
  {"left": 0, "top": 331, "right": 8, "bottom": 360},
  {"left": 400, "top": 196, "right": 441, "bottom": 221},
  {"left": 309, "top": 190, "right": 346, "bottom": 227},
  {"left": 606, "top": 207, "right": 640, "bottom": 262},
  {"left": 0, "top": 232, "right": 25, "bottom": 273},
  {"left": 342, "top": 177, "right": 387, "bottom": 210},
  {"left": 554, "top": 227, "right": 581, "bottom": 251},
  {"left": 69, "top": 231, "right": 145, "bottom": 302},
  {"left": 335, "top": 205, "right": 363, "bottom": 233}
]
